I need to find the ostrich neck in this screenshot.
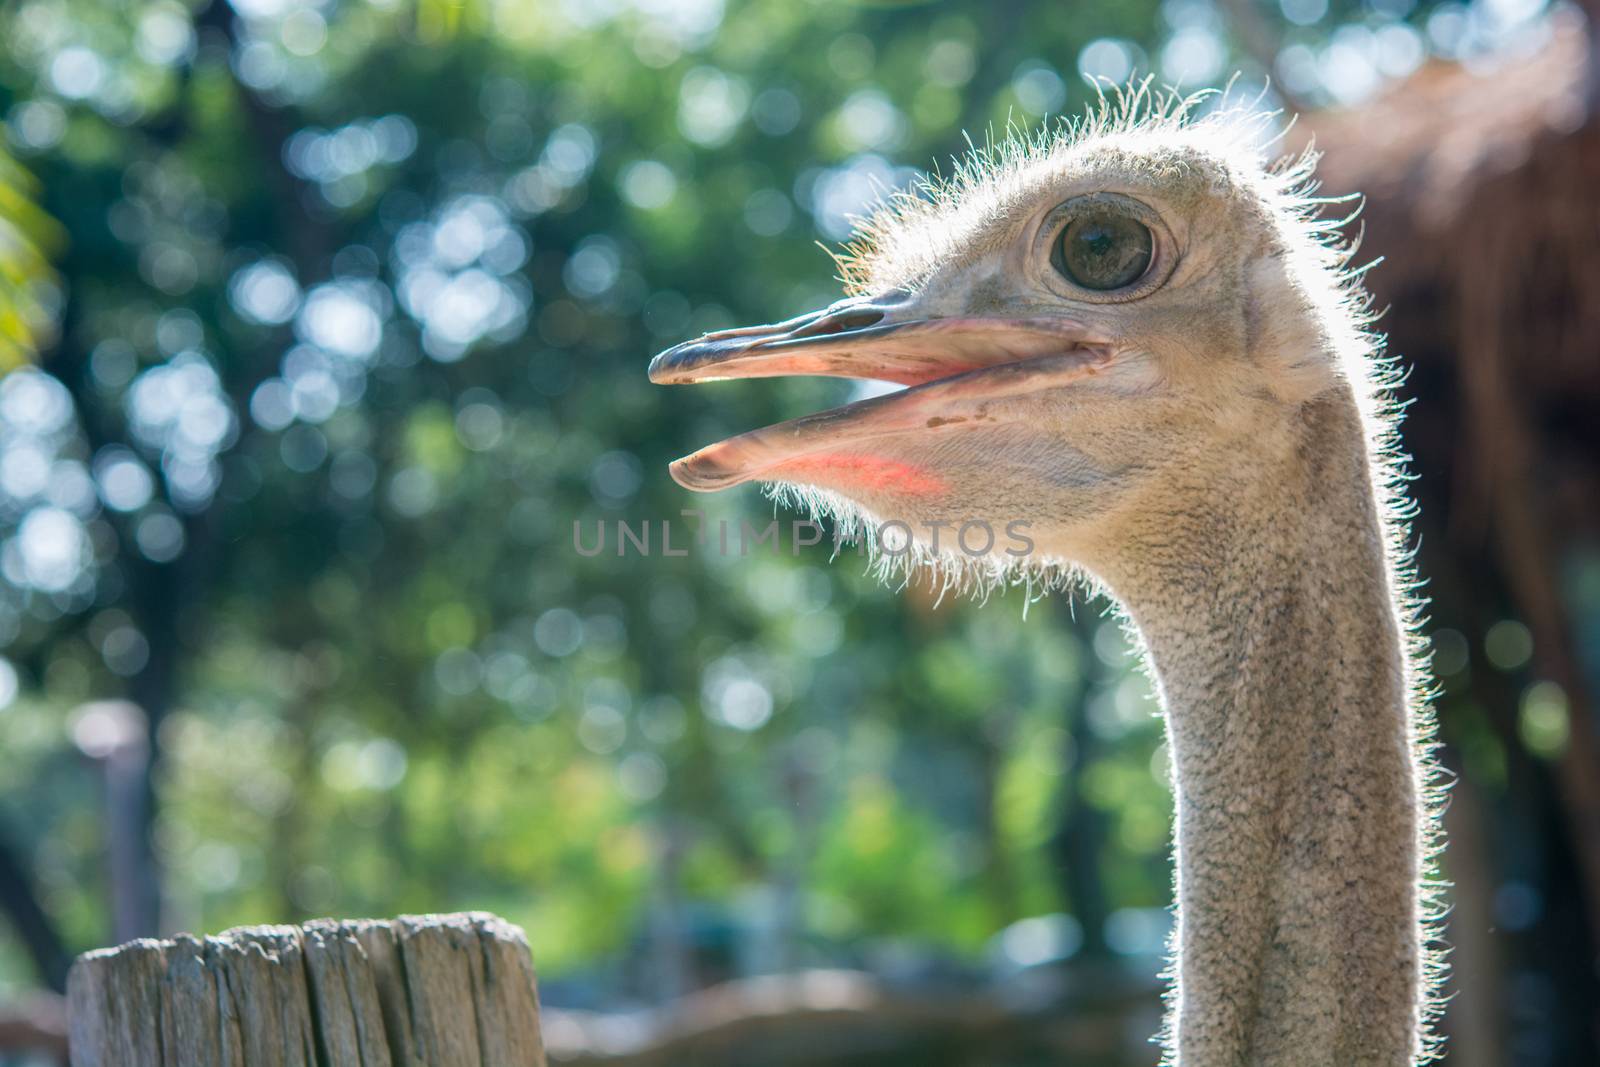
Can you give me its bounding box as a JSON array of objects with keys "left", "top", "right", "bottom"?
[{"left": 1109, "top": 399, "right": 1422, "bottom": 1067}]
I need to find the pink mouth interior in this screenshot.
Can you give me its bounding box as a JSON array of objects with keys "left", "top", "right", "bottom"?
[{"left": 771, "top": 454, "right": 949, "bottom": 497}]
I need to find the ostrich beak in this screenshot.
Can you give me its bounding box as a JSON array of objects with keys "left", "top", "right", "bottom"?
[{"left": 648, "top": 295, "right": 1112, "bottom": 491}]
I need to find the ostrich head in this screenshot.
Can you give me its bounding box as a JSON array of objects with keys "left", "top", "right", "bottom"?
[{"left": 649, "top": 96, "right": 1374, "bottom": 590}]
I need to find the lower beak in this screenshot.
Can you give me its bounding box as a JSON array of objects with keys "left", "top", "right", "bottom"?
[
  {"left": 648, "top": 298, "right": 1103, "bottom": 388},
  {"left": 648, "top": 296, "right": 1112, "bottom": 492}
]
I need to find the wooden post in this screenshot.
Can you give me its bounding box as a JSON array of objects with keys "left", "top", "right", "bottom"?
[{"left": 66, "top": 911, "right": 547, "bottom": 1067}]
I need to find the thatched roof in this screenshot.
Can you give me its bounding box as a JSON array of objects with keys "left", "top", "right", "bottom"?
[
  {"left": 1299, "top": 11, "right": 1600, "bottom": 415},
  {"left": 1305, "top": 15, "right": 1592, "bottom": 234}
]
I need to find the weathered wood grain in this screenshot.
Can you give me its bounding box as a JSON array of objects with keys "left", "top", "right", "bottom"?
[{"left": 66, "top": 912, "right": 546, "bottom": 1067}]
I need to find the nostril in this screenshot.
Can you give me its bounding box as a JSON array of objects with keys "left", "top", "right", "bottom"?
[
  {"left": 831, "top": 307, "right": 886, "bottom": 331},
  {"left": 795, "top": 306, "right": 886, "bottom": 339}
]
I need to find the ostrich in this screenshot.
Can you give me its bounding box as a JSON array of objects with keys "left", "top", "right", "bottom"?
[{"left": 648, "top": 93, "right": 1442, "bottom": 1066}]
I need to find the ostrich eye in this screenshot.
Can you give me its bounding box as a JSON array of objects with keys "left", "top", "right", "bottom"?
[{"left": 1054, "top": 210, "right": 1154, "bottom": 291}]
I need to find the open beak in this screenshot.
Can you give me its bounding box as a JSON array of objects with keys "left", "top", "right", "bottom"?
[{"left": 649, "top": 295, "right": 1112, "bottom": 492}]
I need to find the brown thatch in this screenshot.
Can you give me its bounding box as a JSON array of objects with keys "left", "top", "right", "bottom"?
[
  {"left": 1309, "top": 18, "right": 1591, "bottom": 228},
  {"left": 1301, "top": 12, "right": 1600, "bottom": 1055},
  {"left": 1304, "top": 14, "right": 1599, "bottom": 393}
]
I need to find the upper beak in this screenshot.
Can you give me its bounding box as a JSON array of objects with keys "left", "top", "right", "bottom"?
[{"left": 648, "top": 295, "right": 1104, "bottom": 388}]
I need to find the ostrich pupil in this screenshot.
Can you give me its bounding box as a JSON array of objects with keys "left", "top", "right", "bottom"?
[{"left": 1057, "top": 212, "right": 1153, "bottom": 290}]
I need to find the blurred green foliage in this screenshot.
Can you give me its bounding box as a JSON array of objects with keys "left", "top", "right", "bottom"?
[{"left": 0, "top": 143, "right": 59, "bottom": 369}]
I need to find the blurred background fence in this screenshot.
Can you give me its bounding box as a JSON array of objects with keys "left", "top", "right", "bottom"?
[{"left": 1, "top": 0, "right": 1598, "bottom": 1063}]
